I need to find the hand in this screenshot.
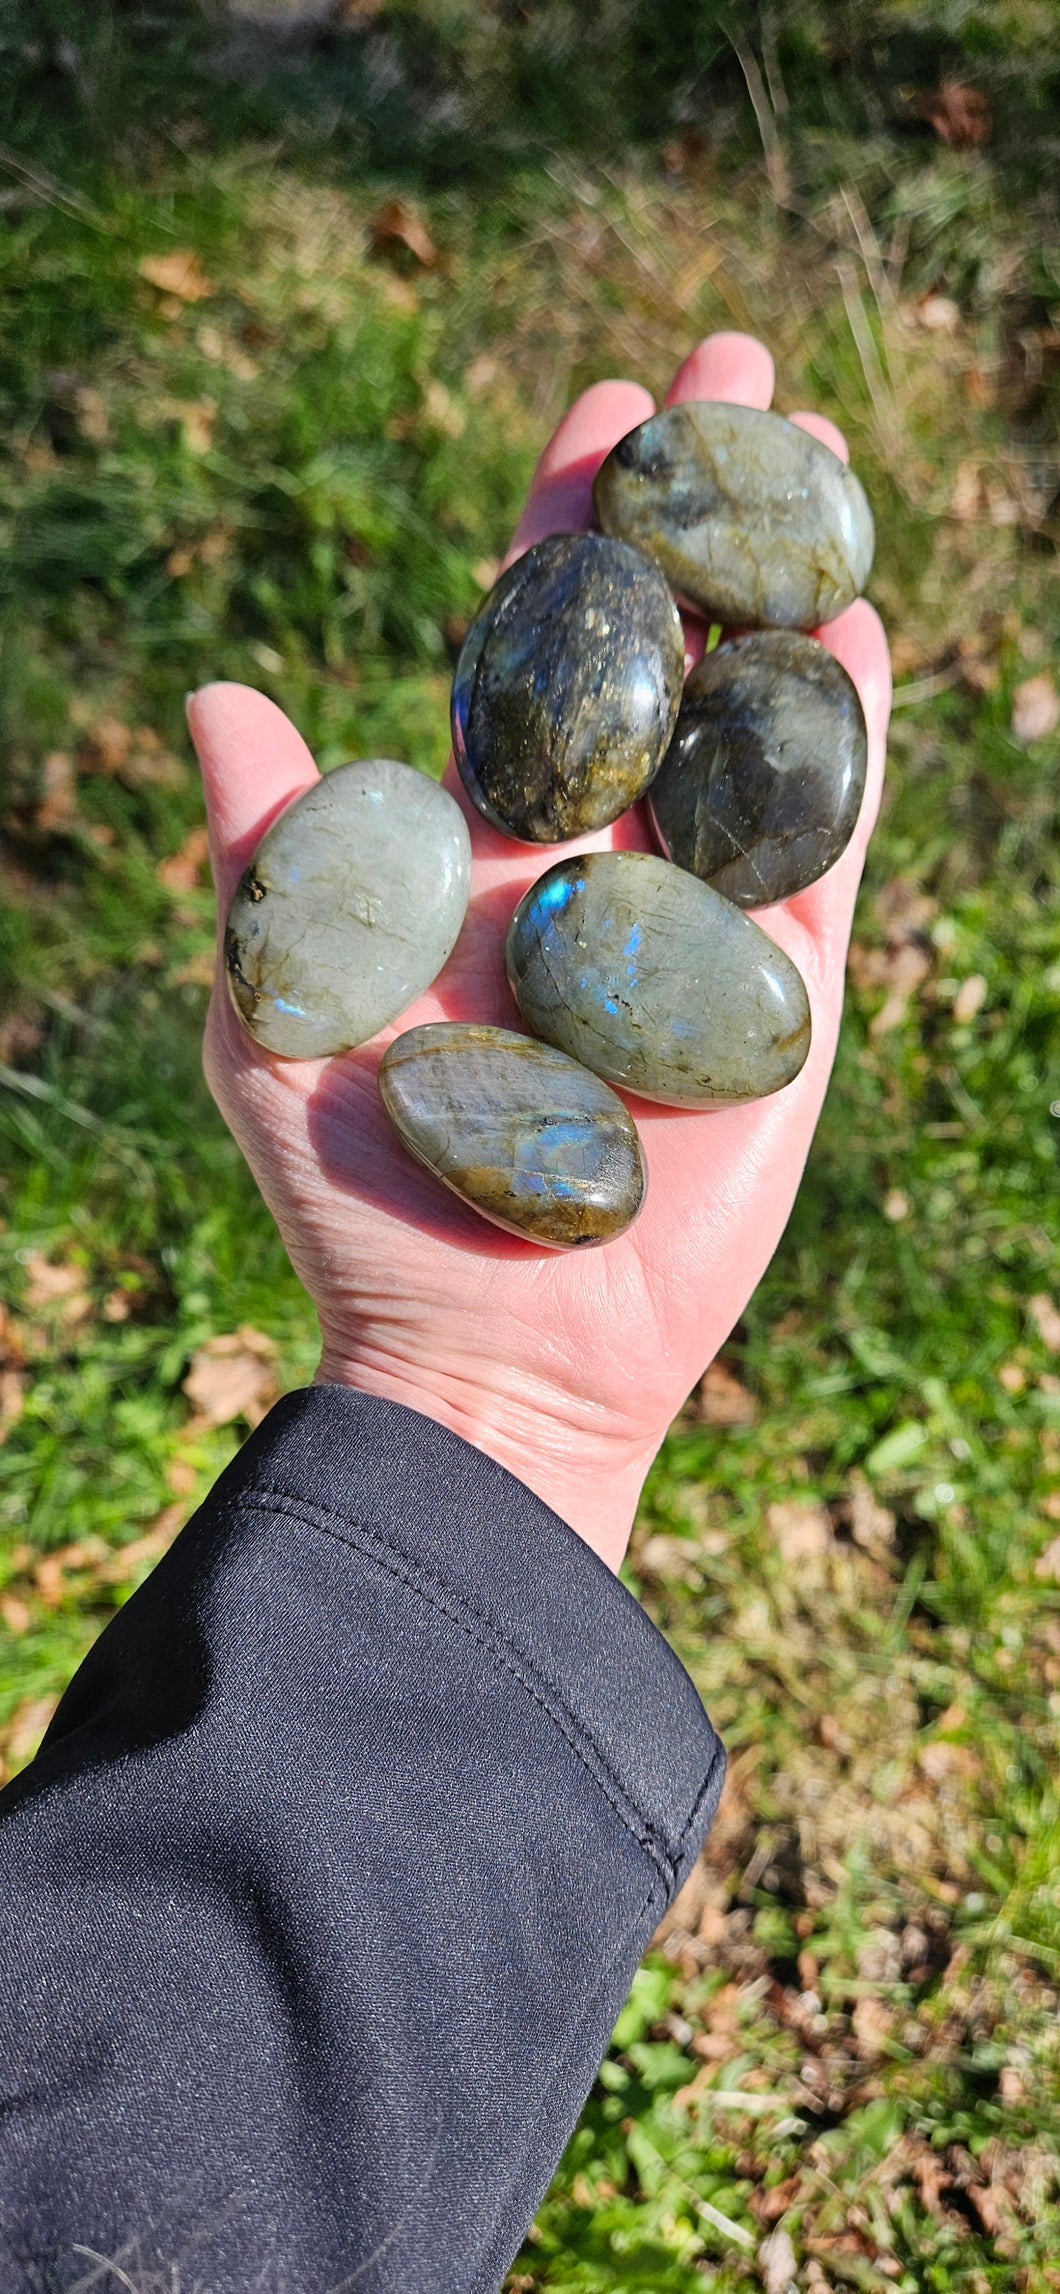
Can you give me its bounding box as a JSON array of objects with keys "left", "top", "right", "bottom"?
[{"left": 188, "top": 331, "right": 890, "bottom": 1573}]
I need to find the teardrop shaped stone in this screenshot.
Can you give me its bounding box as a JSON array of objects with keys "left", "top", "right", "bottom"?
[
  {"left": 378, "top": 1022, "right": 646, "bottom": 1248},
  {"left": 505, "top": 851, "right": 810, "bottom": 1107},
  {"left": 593, "top": 401, "right": 874, "bottom": 628},
  {"left": 649, "top": 632, "right": 868, "bottom": 906},
  {"left": 451, "top": 532, "right": 684, "bottom": 843},
  {"left": 225, "top": 759, "right": 471, "bottom": 1059}
]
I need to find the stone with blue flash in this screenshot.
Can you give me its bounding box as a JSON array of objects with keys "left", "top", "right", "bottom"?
[
  {"left": 505, "top": 850, "right": 811, "bottom": 1107},
  {"left": 378, "top": 1022, "right": 646, "bottom": 1247}
]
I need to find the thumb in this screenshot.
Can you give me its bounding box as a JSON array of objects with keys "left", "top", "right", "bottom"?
[{"left": 186, "top": 682, "right": 319, "bottom": 917}]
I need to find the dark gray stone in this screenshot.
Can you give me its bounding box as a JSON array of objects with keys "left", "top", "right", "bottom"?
[
  {"left": 225, "top": 758, "right": 471, "bottom": 1058},
  {"left": 378, "top": 1022, "right": 646, "bottom": 1247},
  {"left": 593, "top": 401, "right": 874, "bottom": 627},
  {"left": 649, "top": 631, "right": 868, "bottom": 906},
  {"left": 505, "top": 850, "right": 811, "bottom": 1107},
  {"left": 451, "top": 532, "right": 684, "bottom": 843}
]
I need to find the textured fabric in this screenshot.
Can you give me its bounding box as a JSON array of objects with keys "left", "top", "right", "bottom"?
[{"left": 0, "top": 1386, "right": 725, "bottom": 2293}]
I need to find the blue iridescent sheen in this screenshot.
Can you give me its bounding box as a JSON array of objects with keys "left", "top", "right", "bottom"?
[
  {"left": 377, "top": 1023, "right": 646, "bottom": 1248},
  {"left": 505, "top": 851, "right": 811, "bottom": 1107}
]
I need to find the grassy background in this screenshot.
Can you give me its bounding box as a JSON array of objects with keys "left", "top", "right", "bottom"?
[{"left": 1, "top": 2, "right": 1059, "bottom": 2284}]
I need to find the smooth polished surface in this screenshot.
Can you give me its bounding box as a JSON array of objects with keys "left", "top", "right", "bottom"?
[
  {"left": 506, "top": 850, "right": 811, "bottom": 1107},
  {"left": 378, "top": 1022, "right": 646, "bottom": 1247},
  {"left": 649, "top": 631, "right": 868, "bottom": 906},
  {"left": 225, "top": 759, "right": 471, "bottom": 1058},
  {"left": 451, "top": 532, "right": 684, "bottom": 843},
  {"left": 593, "top": 400, "right": 875, "bottom": 627}
]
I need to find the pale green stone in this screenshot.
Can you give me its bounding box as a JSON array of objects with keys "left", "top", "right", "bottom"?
[
  {"left": 225, "top": 758, "right": 471, "bottom": 1058},
  {"left": 594, "top": 400, "right": 874, "bottom": 627}
]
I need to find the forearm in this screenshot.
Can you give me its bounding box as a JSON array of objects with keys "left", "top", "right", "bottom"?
[{"left": 0, "top": 1387, "right": 724, "bottom": 2293}]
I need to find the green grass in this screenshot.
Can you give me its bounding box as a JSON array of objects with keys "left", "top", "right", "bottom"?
[{"left": 1, "top": 4, "right": 1059, "bottom": 2284}]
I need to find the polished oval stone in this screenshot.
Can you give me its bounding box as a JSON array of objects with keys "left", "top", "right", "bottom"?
[
  {"left": 378, "top": 1022, "right": 645, "bottom": 1248},
  {"left": 505, "top": 850, "right": 810, "bottom": 1107},
  {"left": 225, "top": 758, "right": 471, "bottom": 1058},
  {"left": 451, "top": 532, "right": 684, "bottom": 843},
  {"left": 593, "top": 401, "right": 874, "bottom": 627},
  {"left": 649, "top": 631, "right": 868, "bottom": 906}
]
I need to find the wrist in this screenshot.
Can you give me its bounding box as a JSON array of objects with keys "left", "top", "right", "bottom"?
[{"left": 312, "top": 1346, "right": 656, "bottom": 1572}]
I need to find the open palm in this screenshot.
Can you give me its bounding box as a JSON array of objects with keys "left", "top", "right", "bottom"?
[{"left": 189, "top": 331, "right": 890, "bottom": 1570}]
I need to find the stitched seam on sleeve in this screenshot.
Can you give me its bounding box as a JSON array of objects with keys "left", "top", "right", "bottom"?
[{"left": 233, "top": 1488, "right": 714, "bottom": 1891}]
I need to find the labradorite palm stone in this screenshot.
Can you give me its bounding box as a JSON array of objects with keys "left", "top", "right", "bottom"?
[
  {"left": 451, "top": 533, "right": 684, "bottom": 843},
  {"left": 378, "top": 1023, "right": 645, "bottom": 1248},
  {"left": 506, "top": 851, "right": 811, "bottom": 1107},
  {"left": 649, "top": 632, "right": 868, "bottom": 906},
  {"left": 593, "top": 401, "right": 874, "bottom": 628},
  {"left": 224, "top": 759, "right": 471, "bottom": 1058}
]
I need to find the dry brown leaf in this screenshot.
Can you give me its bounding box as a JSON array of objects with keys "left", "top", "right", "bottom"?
[
  {"left": 952, "top": 973, "right": 987, "bottom": 1025},
  {"left": 84, "top": 713, "right": 132, "bottom": 771},
  {"left": 34, "top": 1537, "right": 109, "bottom": 1607},
  {"left": 166, "top": 1454, "right": 199, "bottom": 1496},
  {"left": 0, "top": 1305, "right": 27, "bottom": 1365},
  {"left": 916, "top": 293, "right": 960, "bottom": 334},
  {"left": 1011, "top": 673, "right": 1060, "bottom": 745},
  {"left": 918, "top": 1737, "right": 978, "bottom": 1782},
  {"left": 1034, "top": 1535, "right": 1060, "bottom": 1582},
  {"left": 5, "top": 1694, "right": 58, "bottom": 1769},
  {"left": 22, "top": 1252, "right": 91, "bottom": 1323},
  {"left": 368, "top": 199, "right": 438, "bottom": 270},
  {"left": 83, "top": 717, "right": 183, "bottom": 791},
  {"left": 172, "top": 948, "right": 216, "bottom": 990},
  {"left": 74, "top": 384, "right": 110, "bottom": 443},
  {"left": 849, "top": 892, "right": 933, "bottom": 1036},
  {"left": 950, "top": 460, "right": 984, "bottom": 523},
  {"left": 920, "top": 80, "right": 991, "bottom": 149},
  {"left": 465, "top": 353, "right": 499, "bottom": 397},
  {"left": 0, "top": 1594, "right": 30, "bottom": 1635},
  {"left": 662, "top": 128, "right": 709, "bottom": 180},
  {"left": 0, "top": 1008, "right": 45, "bottom": 1066},
  {"left": 767, "top": 1499, "right": 832, "bottom": 1563},
  {"left": 157, "top": 824, "right": 211, "bottom": 894},
  {"left": 422, "top": 379, "right": 465, "bottom": 438},
  {"left": 754, "top": 2179, "right": 800, "bottom": 2227},
  {"left": 638, "top": 1534, "right": 703, "bottom": 1586},
  {"left": 839, "top": 1475, "right": 896, "bottom": 1552},
  {"left": 35, "top": 750, "right": 77, "bottom": 833},
  {"left": 694, "top": 1359, "right": 757, "bottom": 1426},
  {"left": 1029, "top": 1294, "right": 1060, "bottom": 1353},
  {"left": 852, "top": 1996, "right": 894, "bottom": 2059},
  {"left": 139, "top": 249, "right": 215, "bottom": 303},
  {"left": 99, "top": 1503, "right": 186, "bottom": 1583},
  {"left": 906, "top": 2138, "right": 953, "bottom": 2218},
  {"left": 183, "top": 1327, "right": 278, "bottom": 1427},
  {"left": 166, "top": 522, "right": 234, "bottom": 579},
  {"left": 196, "top": 323, "right": 259, "bottom": 381},
  {"left": 0, "top": 1366, "right": 26, "bottom": 1444},
  {"left": 181, "top": 399, "right": 216, "bottom": 454},
  {"left": 956, "top": 634, "right": 1000, "bottom": 692},
  {"left": 967, "top": 2180, "right": 1015, "bottom": 2243}
]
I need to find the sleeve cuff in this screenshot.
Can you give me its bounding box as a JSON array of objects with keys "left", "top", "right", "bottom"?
[{"left": 207, "top": 1383, "right": 725, "bottom": 1900}]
